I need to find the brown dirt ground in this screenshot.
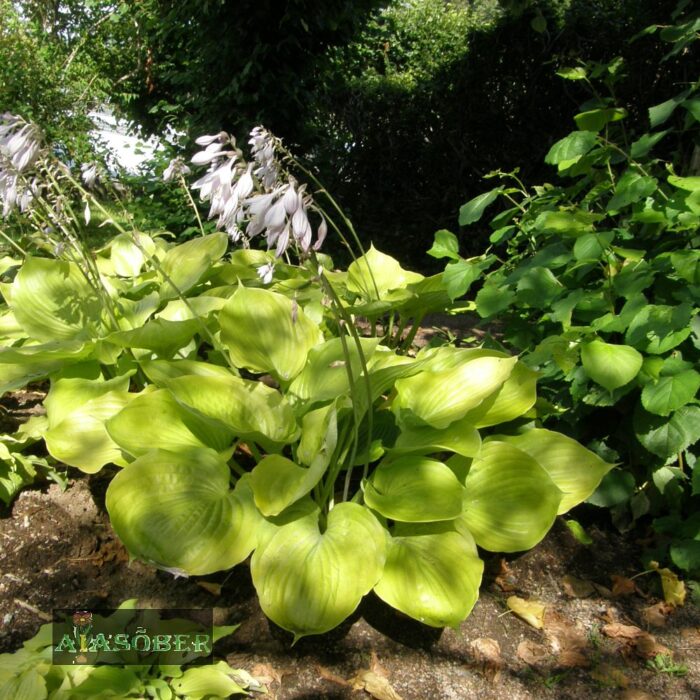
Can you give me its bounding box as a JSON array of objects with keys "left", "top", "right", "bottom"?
[{"left": 2, "top": 474, "right": 700, "bottom": 699}]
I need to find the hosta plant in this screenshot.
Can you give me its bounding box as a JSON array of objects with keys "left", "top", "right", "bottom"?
[{"left": 0, "top": 117, "right": 614, "bottom": 641}]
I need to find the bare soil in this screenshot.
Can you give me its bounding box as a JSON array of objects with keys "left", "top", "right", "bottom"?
[{"left": 2, "top": 474, "right": 700, "bottom": 700}]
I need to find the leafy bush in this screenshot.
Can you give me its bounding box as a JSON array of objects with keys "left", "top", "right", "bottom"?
[
  {"left": 0, "top": 115, "right": 613, "bottom": 640},
  {"left": 435, "top": 3, "right": 700, "bottom": 574}
]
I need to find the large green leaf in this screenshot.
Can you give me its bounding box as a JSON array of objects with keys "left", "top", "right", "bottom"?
[
  {"left": 461, "top": 441, "right": 562, "bottom": 552},
  {"left": 251, "top": 454, "right": 329, "bottom": 517},
  {"left": 106, "top": 388, "right": 234, "bottom": 457},
  {"left": 581, "top": 340, "right": 643, "bottom": 391},
  {"left": 0, "top": 341, "right": 93, "bottom": 394},
  {"left": 106, "top": 449, "right": 258, "bottom": 575},
  {"left": 462, "top": 363, "right": 537, "bottom": 428},
  {"left": 492, "top": 429, "right": 613, "bottom": 514},
  {"left": 140, "top": 358, "right": 234, "bottom": 385},
  {"left": 110, "top": 232, "right": 156, "bottom": 277},
  {"left": 364, "top": 456, "right": 464, "bottom": 522},
  {"left": 625, "top": 304, "right": 692, "bottom": 354},
  {"left": 251, "top": 502, "right": 386, "bottom": 640},
  {"left": 219, "top": 285, "right": 322, "bottom": 381},
  {"left": 394, "top": 356, "right": 517, "bottom": 429},
  {"left": 346, "top": 245, "right": 423, "bottom": 301},
  {"left": 296, "top": 403, "right": 338, "bottom": 469},
  {"left": 544, "top": 131, "right": 598, "bottom": 168},
  {"left": 159, "top": 232, "right": 228, "bottom": 297},
  {"left": 641, "top": 369, "right": 700, "bottom": 416},
  {"left": 108, "top": 318, "right": 201, "bottom": 357},
  {"left": 289, "top": 337, "right": 380, "bottom": 403},
  {"left": 165, "top": 374, "right": 299, "bottom": 448},
  {"left": 634, "top": 405, "right": 700, "bottom": 459},
  {"left": 373, "top": 523, "right": 483, "bottom": 628},
  {"left": 392, "top": 414, "right": 481, "bottom": 457},
  {"left": 171, "top": 664, "right": 246, "bottom": 699},
  {"left": 10, "top": 257, "right": 106, "bottom": 341}
]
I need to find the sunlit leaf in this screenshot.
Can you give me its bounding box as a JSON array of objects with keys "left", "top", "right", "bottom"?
[
  {"left": 251, "top": 502, "right": 385, "bottom": 640},
  {"left": 581, "top": 340, "right": 642, "bottom": 391},
  {"left": 346, "top": 245, "right": 423, "bottom": 301},
  {"left": 220, "top": 285, "right": 322, "bottom": 381},
  {"left": 159, "top": 232, "right": 228, "bottom": 297},
  {"left": 364, "top": 456, "right": 464, "bottom": 522},
  {"left": 492, "top": 429, "right": 613, "bottom": 513},
  {"left": 107, "top": 449, "right": 259, "bottom": 575},
  {"left": 373, "top": 523, "right": 483, "bottom": 628},
  {"left": 461, "top": 441, "right": 562, "bottom": 552}
]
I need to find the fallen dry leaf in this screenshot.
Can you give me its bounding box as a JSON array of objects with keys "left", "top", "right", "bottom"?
[
  {"left": 516, "top": 640, "right": 550, "bottom": 667},
  {"left": 602, "top": 623, "right": 642, "bottom": 640},
  {"left": 590, "top": 663, "right": 629, "bottom": 688},
  {"left": 369, "top": 650, "right": 390, "bottom": 679},
  {"left": 611, "top": 575, "right": 637, "bottom": 597},
  {"left": 652, "top": 564, "right": 686, "bottom": 607},
  {"left": 561, "top": 575, "right": 595, "bottom": 598},
  {"left": 350, "top": 670, "right": 403, "bottom": 700},
  {"left": 196, "top": 581, "right": 222, "bottom": 596},
  {"left": 469, "top": 638, "right": 502, "bottom": 681},
  {"left": 507, "top": 596, "right": 546, "bottom": 629},
  {"left": 544, "top": 611, "right": 589, "bottom": 667},
  {"left": 251, "top": 663, "right": 283, "bottom": 686},
  {"left": 317, "top": 665, "right": 350, "bottom": 687},
  {"left": 641, "top": 602, "right": 672, "bottom": 628},
  {"left": 633, "top": 632, "right": 671, "bottom": 659}
]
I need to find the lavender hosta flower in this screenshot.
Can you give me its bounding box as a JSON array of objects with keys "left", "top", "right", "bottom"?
[
  {"left": 249, "top": 126, "right": 281, "bottom": 190},
  {"left": 163, "top": 156, "right": 191, "bottom": 182},
  {"left": 0, "top": 113, "right": 42, "bottom": 172},
  {"left": 81, "top": 162, "right": 99, "bottom": 189},
  {"left": 257, "top": 261, "right": 275, "bottom": 284}
]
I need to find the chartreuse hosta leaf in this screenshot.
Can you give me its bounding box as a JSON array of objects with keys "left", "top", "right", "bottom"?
[
  {"left": 461, "top": 441, "right": 562, "bottom": 552},
  {"left": 251, "top": 502, "right": 385, "bottom": 640},
  {"left": 462, "top": 362, "right": 538, "bottom": 428},
  {"left": 373, "top": 523, "right": 483, "bottom": 628},
  {"left": 251, "top": 455, "right": 329, "bottom": 517},
  {"left": 394, "top": 355, "right": 517, "bottom": 429},
  {"left": 10, "top": 257, "right": 106, "bottom": 341},
  {"left": 164, "top": 374, "right": 299, "bottom": 448},
  {"left": 108, "top": 318, "right": 201, "bottom": 358},
  {"left": 159, "top": 232, "right": 228, "bottom": 298},
  {"left": 106, "top": 388, "right": 235, "bottom": 458},
  {"left": 140, "top": 358, "right": 235, "bottom": 385},
  {"left": 289, "top": 337, "right": 380, "bottom": 402},
  {"left": 110, "top": 232, "right": 156, "bottom": 277},
  {"left": 220, "top": 285, "right": 322, "bottom": 382},
  {"left": 492, "top": 429, "right": 614, "bottom": 514},
  {"left": 364, "top": 456, "right": 464, "bottom": 522},
  {"left": 0, "top": 340, "right": 94, "bottom": 394},
  {"left": 106, "top": 449, "right": 259, "bottom": 575},
  {"left": 392, "top": 414, "right": 481, "bottom": 457},
  {"left": 581, "top": 339, "right": 643, "bottom": 391},
  {"left": 296, "top": 402, "right": 338, "bottom": 469},
  {"left": 43, "top": 375, "right": 135, "bottom": 472},
  {"left": 346, "top": 245, "right": 423, "bottom": 300}
]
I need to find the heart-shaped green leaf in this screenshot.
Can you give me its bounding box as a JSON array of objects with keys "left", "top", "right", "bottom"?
[
  {"left": 394, "top": 356, "right": 517, "bottom": 429},
  {"left": 251, "top": 502, "right": 386, "bottom": 640},
  {"left": 289, "top": 337, "right": 380, "bottom": 403},
  {"left": 364, "top": 456, "right": 464, "bottom": 522},
  {"left": 106, "top": 388, "right": 234, "bottom": 457},
  {"left": 106, "top": 449, "right": 259, "bottom": 575},
  {"left": 346, "top": 245, "right": 423, "bottom": 300},
  {"left": 110, "top": 232, "right": 156, "bottom": 277},
  {"left": 250, "top": 454, "right": 330, "bottom": 517},
  {"left": 641, "top": 369, "right": 700, "bottom": 416},
  {"left": 107, "top": 318, "right": 201, "bottom": 358},
  {"left": 581, "top": 340, "right": 643, "bottom": 391},
  {"left": 461, "top": 441, "right": 562, "bottom": 552},
  {"left": 10, "top": 257, "right": 106, "bottom": 341},
  {"left": 164, "top": 374, "right": 299, "bottom": 448},
  {"left": 492, "top": 429, "right": 614, "bottom": 513},
  {"left": 392, "top": 414, "right": 481, "bottom": 457},
  {"left": 220, "top": 285, "right": 322, "bottom": 381},
  {"left": 159, "top": 232, "right": 228, "bottom": 297},
  {"left": 373, "top": 523, "right": 483, "bottom": 627}
]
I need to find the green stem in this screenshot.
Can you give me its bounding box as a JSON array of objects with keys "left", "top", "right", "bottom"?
[
  {"left": 179, "top": 173, "right": 206, "bottom": 236},
  {"left": 0, "top": 228, "right": 27, "bottom": 257}
]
